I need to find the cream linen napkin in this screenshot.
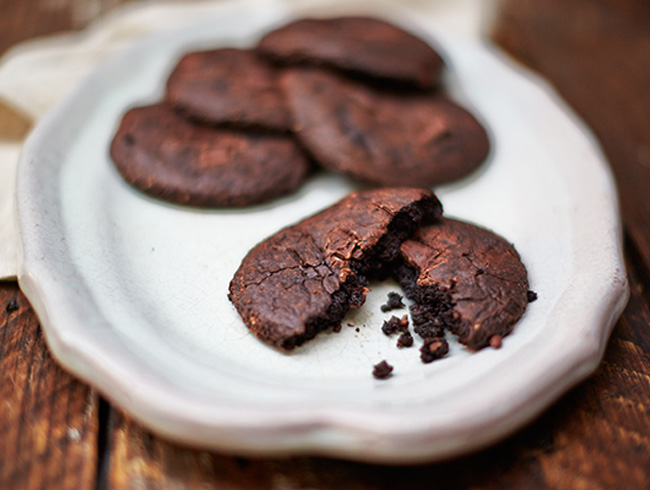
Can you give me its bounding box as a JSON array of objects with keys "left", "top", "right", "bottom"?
[{"left": 0, "top": 0, "right": 496, "bottom": 280}]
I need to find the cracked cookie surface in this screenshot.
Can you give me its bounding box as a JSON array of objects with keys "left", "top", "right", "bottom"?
[
  {"left": 279, "top": 67, "right": 490, "bottom": 187},
  {"left": 228, "top": 188, "right": 442, "bottom": 350},
  {"left": 110, "top": 103, "right": 309, "bottom": 207},
  {"left": 396, "top": 218, "right": 530, "bottom": 350}
]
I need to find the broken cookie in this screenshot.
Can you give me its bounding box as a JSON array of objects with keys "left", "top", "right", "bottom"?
[
  {"left": 228, "top": 188, "right": 442, "bottom": 350},
  {"left": 395, "top": 218, "right": 530, "bottom": 350}
]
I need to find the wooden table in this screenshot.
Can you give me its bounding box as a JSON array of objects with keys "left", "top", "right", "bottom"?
[{"left": 2, "top": 1, "right": 649, "bottom": 488}]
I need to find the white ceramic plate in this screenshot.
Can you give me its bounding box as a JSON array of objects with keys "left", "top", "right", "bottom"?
[{"left": 16, "top": 1, "right": 628, "bottom": 463}]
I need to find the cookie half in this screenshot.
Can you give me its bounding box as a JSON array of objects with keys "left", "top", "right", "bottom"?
[
  {"left": 396, "top": 218, "right": 530, "bottom": 350},
  {"left": 110, "top": 104, "right": 309, "bottom": 207},
  {"left": 228, "top": 188, "right": 442, "bottom": 350},
  {"left": 165, "top": 48, "right": 291, "bottom": 131},
  {"left": 258, "top": 16, "right": 444, "bottom": 88},
  {"left": 280, "top": 67, "right": 490, "bottom": 187}
]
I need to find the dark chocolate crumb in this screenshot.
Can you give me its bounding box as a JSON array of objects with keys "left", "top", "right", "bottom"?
[
  {"left": 413, "top": 319, "right": 444, "bottom": 340},
  {"left": 332, "top": 323, "right": 342, "bottom": 333},
  {"left": 381, "top": 315, "right": 409, "bottom": 336},
  {"left": 409, "top": 304, "right": 427, "bottom": 325},
  {"left": 489, "top": 335, "right": 503, "bottom": 349},
  {"left": 420, "top": 337, "right": 449, "bottom": 363},
  {"left": 228, "top": 188, "right": 441, "bottom": 350},
  {"left": 355, "top": 327, "right": 360, "bottom": 332},
  {"left": 380, "top": 291, "right": 405, "bottom": 312},
  {"left": 347, "top": 322, "right": 355, "bottom": 327},
  {"left": 397, "top": 331, "right": 413, "bottom": 348},
  {"left": 527, "top": 290, "right": 538, "bottom": 302},
  {"left": 6, "top": 299, "right": 19, "bottom": 313},
  {"left": 397, "top": 315, "right": 409, "bottom": 331},
  {"left": 409, "top": 304, "right": 445, "bottom": 333},
  {"left": 372, "top": 360, "right": 394, "bottom": 379}
]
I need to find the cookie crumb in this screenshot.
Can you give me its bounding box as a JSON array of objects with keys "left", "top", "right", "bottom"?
[
  {"left": 397, "top": 331, "right": 413, "bottom": 348},
  {"left": 380, "top": 291, "right": 405, "bottom": 312},
  {"left": 413, "top": 319, "right": 444, "bottom": 340},
  {"left": 347, "top": 322, "right": 355, "bottom": 327},
  {"left": 420, "top": 338, "right": 449, "bottom": 363},
  {"left": 355, "top": 327, "right": 360, "bottom": 332},
  {"left": 372, "top": 360, "right": 394, "bottom": 379},
  {"left": 381, "top": 315, "right": 409, "bottom": 336},
  {"left": 332, "top": 323, "right": 342, "bottom": 333},
  {"left": 527, "top": 290, "right": 538, "bottom": 302},
  {"left": 6, "top": 299, "right": 19, "bottom": 313},
  {"left": 409, "top": 304, "right": 445, "bottom": 339},
  {"left": 489, "top": 335, "right": 503, "bottom": 349}
]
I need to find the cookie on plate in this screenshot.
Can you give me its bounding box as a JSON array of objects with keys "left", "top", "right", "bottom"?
[
  {"left": 228, "top": 188, "right": 442, "bottom": 350},
  {"left": 165, "top": 48, "right": 291, "bottom": 131},
  {"left": 110, "top": 103, "right": 309, "bottom": 207},
  {"left": 395, "top": 218, "right": 530, "bottom": 350},
  {"left": 280, "top": 67, "right": 490, "bottom": 187},
  {"left": 257, "top": 16, "right": 444, "bottom": 88}
]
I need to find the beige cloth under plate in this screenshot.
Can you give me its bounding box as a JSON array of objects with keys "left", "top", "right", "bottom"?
[{"left": 0, "top": 0, "right": 495, "bottom": 280}]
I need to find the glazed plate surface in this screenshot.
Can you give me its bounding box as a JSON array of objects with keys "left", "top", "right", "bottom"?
[{"left": 16, "top": 1, "right": 628, "bottom": 463}]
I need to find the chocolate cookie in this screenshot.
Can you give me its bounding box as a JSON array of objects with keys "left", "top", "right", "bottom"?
[
  {"left": 165, "top": 48, "right": 291, "bottom": 131},
  {"left": 228, "top": 188, "right": 442, "bottom": 350},
  {"left": 257, "top": 16, "right": 444, "bottom": 88},
  {"left": 110, "top": 103, "right": 309, "bottom": 207},
  {"left": 279, "top": 67, "right": 490, "bottom": 187},
  {"left": 396, "top": 218, "right": 529, "bottom": 350}
]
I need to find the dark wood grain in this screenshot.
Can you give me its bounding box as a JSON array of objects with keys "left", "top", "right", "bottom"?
[
  {"left": 0, "top": 285, "right": 99, "bottom": 490},
  {"left": 0, "top": 3, "right": 131, "bottom": 490}
]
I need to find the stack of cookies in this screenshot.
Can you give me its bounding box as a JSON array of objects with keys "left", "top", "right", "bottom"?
[
  {"left": 111, "top": 16, "right": 489, "bottom": 207},
  {"left": 110, "top": 17, "right": 534, "bottom": 371}
]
